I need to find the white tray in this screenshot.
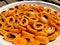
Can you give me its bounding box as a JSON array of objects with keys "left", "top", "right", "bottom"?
[{"left": 0, "top": 1, "right": 60, "bottom": 45}]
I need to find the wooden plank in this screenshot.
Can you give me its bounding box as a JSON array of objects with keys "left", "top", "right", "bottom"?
[
  {"left": 23, "top": 0, "right": 41, "bottom": 1},
  {"left": 51, "top": 0, "right": 60, "bottom": 4},
  {"left": 5, "top": 0, "right": 17, "bottom": 3},
  {"left": 48, "top": 0, "right": 60, "bottom": 4},
  {"left": 0, "top": 1, "right": 7, "bottom": 7}
]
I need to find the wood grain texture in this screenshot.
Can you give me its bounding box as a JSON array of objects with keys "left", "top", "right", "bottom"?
[
  {"left": 0, "top": 1, "right": 7, "bottom": 7},
  {"left": 5, "top": 0, "right": 17, "bottom": 3}
]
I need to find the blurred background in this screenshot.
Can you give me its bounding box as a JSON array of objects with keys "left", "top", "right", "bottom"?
[{"left": 0, "top": 0, "right": 60, "bottom": 7}]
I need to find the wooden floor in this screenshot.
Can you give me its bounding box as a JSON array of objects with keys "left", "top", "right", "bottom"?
[{"left": 0, "top": 0, "right": 17, "bottom": 7}]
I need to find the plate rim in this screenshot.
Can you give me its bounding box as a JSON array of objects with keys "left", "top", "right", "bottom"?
[
  {"left": 0, "top": 1, "right": 60, "bottom": 45},
  {"left": 0, "top": 1, "right": 60, "bottom": 9}
]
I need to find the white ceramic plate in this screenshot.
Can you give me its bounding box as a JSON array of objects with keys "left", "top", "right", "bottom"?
[{"left": 0, "top": 1, "right": 60, "bottom": 45}]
